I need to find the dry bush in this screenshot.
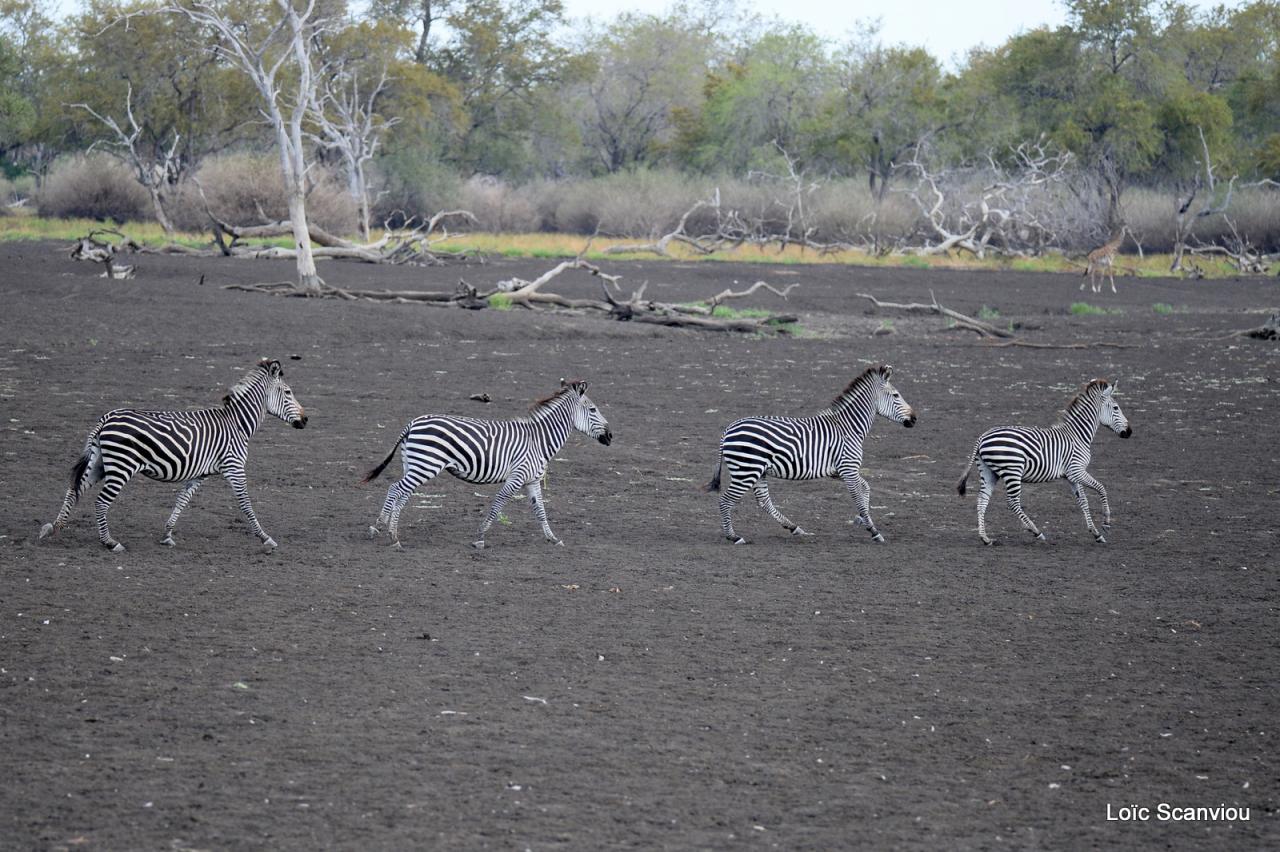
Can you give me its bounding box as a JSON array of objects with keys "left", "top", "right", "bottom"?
[
  {"left": 550, "top": 170, "right": 709, "bottom": 236},
  {"left": 169, "top": 153, "right": 358, "bottom": 235},
  {"left": 455, "top": 176, "right": 542, "bottom": 232},
  {"left": 1124, "top": 186, "right": 1280, "bottom": 252},
  {"left": 36, "top": 154, "right": 151, "bottom": 222}
]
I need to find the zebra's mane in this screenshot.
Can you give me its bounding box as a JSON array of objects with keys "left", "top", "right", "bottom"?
[
  {"left": 223, "top": 359, "right": 278, "bottom": 406},
  {"left": 829, "top": 365, "right": 890, "bottom": 410},
  {"left": 528, "top": 384, "right": 579, "bottom": 417},
  {"left": 1056, "top": 378, "right": 1110, "bottom": 424}
]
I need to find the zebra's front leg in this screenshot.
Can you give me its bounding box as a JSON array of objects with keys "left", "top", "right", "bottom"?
[
  {"left": 474, "top": 479, "right": 522, "bottom": 550},
  {"left": 161, "top": 478, "right": 205, "bottom": 547},
  {"left": 525, "top": 480, "right": 563, "bottom": 546},
  {"left": 752, "top": 480, "right": 810, "bottom": 537},
  {"left": 222, "top": 466, "right": 275, "bottom": 548},
  {"left": 1004, "top": 478, "right": 1045, "bottom": 541},
  {"left": 1069, "top": 481, "right": 1106, "bottom": 543},
  {"left": 841, "top": 471, "right": 883, "bottom": 542},
  {"left": 1077, "top": 472, "right": 1112, "bottom": 537}
]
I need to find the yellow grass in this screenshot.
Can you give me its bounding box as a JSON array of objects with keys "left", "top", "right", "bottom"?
[{"left": 0, "top": 215, "right": 1246, "bottom": 279}]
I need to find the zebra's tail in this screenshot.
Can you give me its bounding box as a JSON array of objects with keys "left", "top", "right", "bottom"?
[
  {"left": 956, "top": 440, "right": 980, "bottom": 496},
  {"left": 361, "top": 427, "right": 407, "bottom": 484},
  {"left": 703, "top": 459, "right": 722, "bottom": 493}
]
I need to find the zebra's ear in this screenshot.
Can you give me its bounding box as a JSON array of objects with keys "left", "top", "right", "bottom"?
[
  {"left": 573, "top": 380, "right": 588, "bottom": 395},
  {"left": 560, "top": 377, "right": 567, "bottom": 388},
  {"left": 267, "top": 360, "right": 283, "bottom": 378}
]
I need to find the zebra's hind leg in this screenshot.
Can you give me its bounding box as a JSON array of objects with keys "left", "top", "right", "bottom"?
[
  {"left": 41, "top": 449, "right": 103, "bottom": 540},
  {"left": 718, "top": 479, "right": 751, "bottom": 544},
  {"left": 1003, "top": 477, "right": 1045, "bottom": 541},
  {"left": 841, "top": 471, "right": 884, "bottom": 542},
  {"left": 753, "top": 480, "right": 810, "bottom": 537},
  {"left": 371, "top": 471, "right": 428, "bottom": 549},
  {"left": 94, "top": 470, "right": 135, "bottom": 552},
  {"left": 474, "top": 479, "right": 522, "bottom": 549},
  {"left": 161, "top": 478, "right": 205, "bottom": 546},
  {"left": 526, "top": 480, "right": 563, "bottom": 546},
  {"left": 1070, "top": 480, "right": 1106, "bottom": 543},
  {"left": 976, "top": 462, "right": 997, "bottom": 545}
]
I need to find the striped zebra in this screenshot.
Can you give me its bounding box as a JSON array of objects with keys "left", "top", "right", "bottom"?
[
  {"left": 363, "top": 379, "right": 612, "bottom": 550},
  {"left": 957, "top": 378, "right": 1131, "bottom": 545},
  {"left": 39, "top": 359, "right": 307, "bottom": 552},
  {"left": 706, "top": 364, "right": 917, "bottom": 544}
]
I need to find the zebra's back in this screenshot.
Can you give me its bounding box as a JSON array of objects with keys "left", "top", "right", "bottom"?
[
  {"left": 402, "top": 415, "right": 530, "bottom": 484},
  {"left": 96, "top": 408, "right": 235, "bottom": 481},
  {"left": 721, "top": 415, "right": 845, "bottom": 481},
  {"left": 976, "top": 425, "right": 1075, "bottom": 483}
]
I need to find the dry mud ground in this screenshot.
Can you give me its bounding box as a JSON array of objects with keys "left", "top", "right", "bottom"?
[{"left": 1, "top": 241, "right": 1277, "bottom": 850}]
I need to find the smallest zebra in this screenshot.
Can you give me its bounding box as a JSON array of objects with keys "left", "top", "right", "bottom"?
[{"left": 957, "top": 378, "right": 1131, "bottom": 545}]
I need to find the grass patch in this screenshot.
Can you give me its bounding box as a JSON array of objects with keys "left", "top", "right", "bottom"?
[
  {"left": 1069, "top": 302, "right": 1122, "bottom": 316},
  {"left": 488, "top": 292, "right": 515, "bottom": 310},
  {"left": 977, "top": 305, "right": 1000, "bottom": 320},
  {"left": 1152, "top": 302, "right": 1174, "bottom": 314},
  {"left": 899, "top": 256, "right": 930, "bottom": 269},
  {"left": 711, "top": 305, "right": 772, "bottom": 320}
]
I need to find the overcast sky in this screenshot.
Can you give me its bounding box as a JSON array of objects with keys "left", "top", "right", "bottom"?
[{"left": 560, "top": 0, "right": 1241, "bottom": 66}]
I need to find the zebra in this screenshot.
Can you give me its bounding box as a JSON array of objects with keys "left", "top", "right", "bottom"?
[
  {"left": 39, "top": 358, "right": 307, "bottom": 552},
  {"left": 956, "top": 378, "right": 1131, "bottom": 545},
  {"left": 705, "top": 364, "right": 917, "bottom": 544},
  {"left": 362, "top": 378, "right": 612, "bottom": 550}
]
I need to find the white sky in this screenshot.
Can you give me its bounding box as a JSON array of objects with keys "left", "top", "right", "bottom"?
[{"left": 560, "top": 0, "right": 1241, "bottom": 66}]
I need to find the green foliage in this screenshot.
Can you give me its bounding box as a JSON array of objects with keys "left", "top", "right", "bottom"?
[
  {"left": 488, "top": 292, "right": 515, "bottom": 310},
  {"left": 1152, "top": 302, "right": 1174, "bottom": 313},
  {"left": 1070, "top": 301, "right": 1114, "bottom": 315},
  {"left": 977, "top": 305, "right": 1000, "bottom": 320}
]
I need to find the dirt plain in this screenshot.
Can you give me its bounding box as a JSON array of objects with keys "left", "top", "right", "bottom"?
[{"left": 1, "top": 240, "right": 1277, "bottom": 850}]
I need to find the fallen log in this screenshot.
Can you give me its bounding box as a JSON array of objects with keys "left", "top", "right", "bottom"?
[{"left": 855, "top": 290, "right": 1015, "bottom": 338}]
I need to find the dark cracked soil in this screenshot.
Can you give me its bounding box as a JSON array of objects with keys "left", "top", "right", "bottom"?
[{"left": 1, "top": 241, "right": 1277, "bottom": 850}]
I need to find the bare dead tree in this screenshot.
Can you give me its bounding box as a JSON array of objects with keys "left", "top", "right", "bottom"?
[
  {"left": 70, "top": 230, "right": 137, "bottom": 279},
  {"left": 1171, "top": 126, "right": 1238, "bottom": 273},
  {"left": 152, "top": 0, "right": 336, "bottom": 295},
  {"left": 67, "top": 85, "right": 182, "bottom": 236},
  {"left": 310, "top": 64, "right": 400, "bottom": 242}
]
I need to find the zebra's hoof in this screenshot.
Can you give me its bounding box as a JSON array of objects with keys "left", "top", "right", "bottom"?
[
  {"left": 1034, "top": 532, "right": 1046, "bottom": 541},
  {"left": 871, "top": 532, "right": 885, "bottom": 543},
  {"left": 39, "top": 523, "right": 53, "bottom": 540},
  {"left": 367, "top": 526, "right": 380, "bottom": 539},
  {"left": 1095, "top": 535, "right": 1108, "bottom": 544},
  {"left": 732, "top": 537, "right": 747, "bottom": 545},
  {"left": 791, "top": 527, "right": 813, "bottom": 537},
  {"left": 981, "top": 536, "right": 995, "bottom": 546},
  {"left": 262, "top": 537, "right": 278, "bottom": 549},
  {"left": 551, "top": 539, "right": 564, "bottom": 547},
  {"left": 160, "top": 535, "right": 176, "bottom": 547},
  {"left": 110, "top": 542, "right": 126, "bottom": 553},
  {"left": 472, "top": 540, "right": 486, "bottom": 550}
]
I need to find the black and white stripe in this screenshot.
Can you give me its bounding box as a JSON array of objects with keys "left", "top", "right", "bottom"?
[
  {"left": 40, "top": 359, "right": 307, "bottom": 552},
  {"left": 956, "top": 378, "right": 1131, "bottom": 545},
  {"left": 706, "top": 364, "right": 917, "bottom": 544},
  {"left": 363, "top": 379, "right": 612, "bottom": 549}
]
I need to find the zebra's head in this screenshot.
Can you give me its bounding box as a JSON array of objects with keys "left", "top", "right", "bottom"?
[
  {"left": 1099, "top": 381, "right": 1131, "bottom": 439},
  {"left": 562, "top": 378, "right": 612, "bottom": 445},
  {"left": 873, "top": 366, "right": 917, "bottom": 428},
  {"left": 262, "top": 360, "right": 308, "bottom": 429}
]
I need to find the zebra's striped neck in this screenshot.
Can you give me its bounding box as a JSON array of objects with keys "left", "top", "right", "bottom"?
[
  {"left": 527, "top": 392, "right": 575, "bottom": 456},
  {"left": 827, "top": 379, "right": 878, "bottom": 435},
  {"left": 224, "top": 369, "right": 270, "bottom": 438},
  {"left": 1056, "top": 389, "right": 1103, "bottom": 445}
]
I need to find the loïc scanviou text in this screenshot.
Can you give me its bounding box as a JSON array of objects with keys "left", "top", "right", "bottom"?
[{"left": 1107, "top": 803, "right": 1250, "bottom": 822}]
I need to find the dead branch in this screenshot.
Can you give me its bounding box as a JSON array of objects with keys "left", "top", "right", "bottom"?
[
  {"left": 981, "top": 340, "right": 1137, "bottom": 350},
  {"left": 224, "top": 254, "right": 800, "bottom": 333},
  {"left": 855, "top": 291, "right": 1015, "bottom": 338},
  {"left": 601, "top": 193, "right": 723, "bottom": 257}
]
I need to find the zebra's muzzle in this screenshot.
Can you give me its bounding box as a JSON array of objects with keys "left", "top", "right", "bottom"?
[
  {"left": 903, "top": 415, "right": 917, "bottom": 428},
  {"left": 598, "top": 429, "right": 612, "bottom": 446},
  {"left": 293, "top": 414, "right": 308, "bottom": 429},
  {"left": 1119, "top": 426, "right": 1131, "bottom": 438}
]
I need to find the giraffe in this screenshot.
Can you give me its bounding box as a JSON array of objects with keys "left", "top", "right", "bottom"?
[{"left": 1082, "top": 227, "right": 1128, "bottom": 294}]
